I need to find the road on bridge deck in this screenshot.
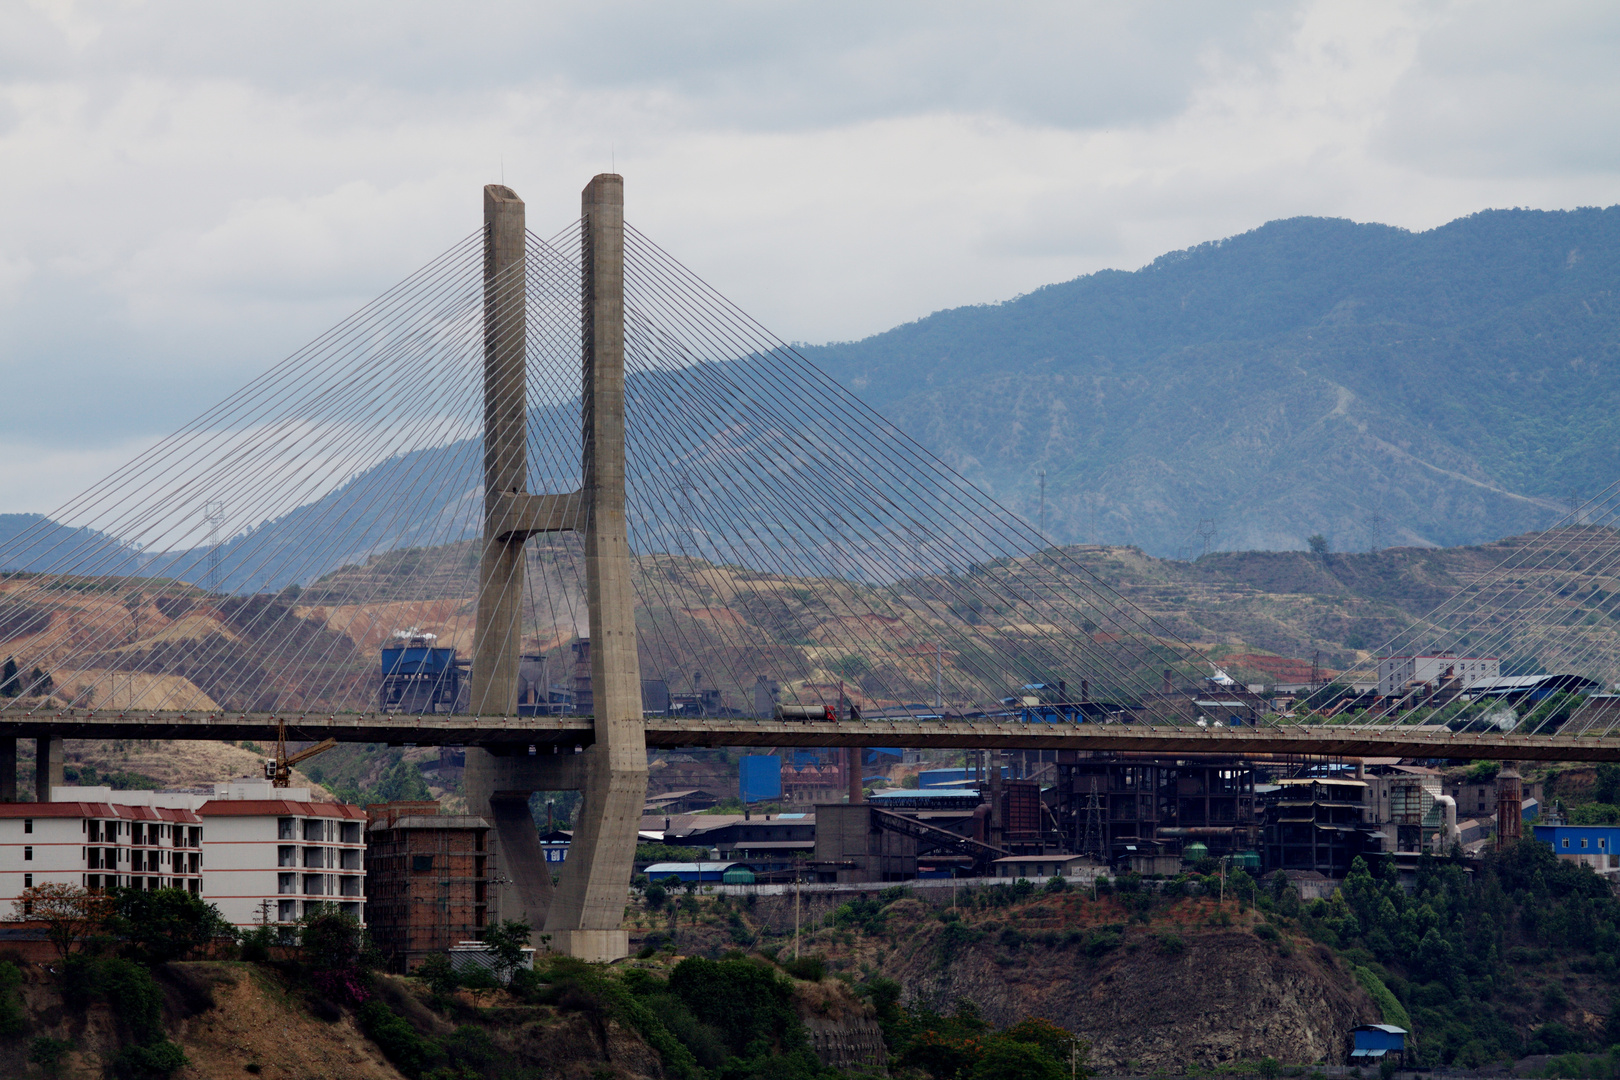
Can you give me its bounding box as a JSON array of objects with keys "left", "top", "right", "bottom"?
[{"left": 1, "top": 710, "right": 1616, "bottom": 762}]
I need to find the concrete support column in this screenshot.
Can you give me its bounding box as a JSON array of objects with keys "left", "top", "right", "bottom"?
[
  {"left": 0, "top": 738, "right": 15, "bottom": 802},
  {"left": 471, "top": 184, "right": 529, "bottom": 716},
  {"left": 35, "top": 737, "right": 62, "bottom": 802},
  {"left": 544, "top": 174, "right": 648, "bottom": 963}
]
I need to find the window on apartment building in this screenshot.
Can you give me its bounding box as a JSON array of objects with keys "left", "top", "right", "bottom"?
[
  {"left": 340, "top": 849, "right": 361, "bottom": 870},
  {"left": 340, "top": 822, "right": 360, "bottom": 844},
  {"left": 340, "top": 876, "right": 361, "bottom": 896},
  {"left": 87, "top": 820, "right": 100, "bottom": 842},
  {"left": 278, "top": 817, "right": 296, "bottom": 840},
  {"left": 278, "top": 872, "right": 296, "bottom": 895},
  {"left": 24, "top": 847, "right": 32, "bottom": 861},
  {"left": 87, "top": 874, "right": 100, "bottom": 890},
  {"left": 278, "top": 846, "right": 296, "bottom": 867},
  {"left": 1602, "top": 839, "right": 1609, "bottom": 850},
  {"left": 277, "top": 900, "right": 297, "bottom": 922},
  {"left": 1583, "top": 839, "right": 1590, "bottom": 849},
  {"left": 304, "top": 819, "right": 325, "bottom": 842},
  {"left": 303, "top": 874, "right": 324, "bottom": 895},
  {"left": 189, "top": 827, "right": 202, "bottom": 847},
  {"left": 188, "top": 853, "right": 199, "bottom": 874},
  {"left": 23, "top": 819, "right": 31, "bottom": 834},
  {"left": 303, "top": 847, "right": 323, "bottom": 868},
  {"left": 131, "top": 823, "right": 143, "bottom": 846},
  {"left": 24, "top": 874, "right": 32, "bottom": 888},
  {"left": 1564, "top": 838, "right": 1571, "bottom": 848},
  {"left": 412, "top": 855, "right": 433, "bottom": 872}
]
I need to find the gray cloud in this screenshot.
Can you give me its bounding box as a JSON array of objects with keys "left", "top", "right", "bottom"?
[{"left": 2, "top": 0, "right": 1620, "bottom": 509}]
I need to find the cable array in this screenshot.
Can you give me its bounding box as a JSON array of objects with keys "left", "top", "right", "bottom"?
[
  {"left": 25, "top": 211, "right": 1615, "bottom": 734},
  {"left": 1296, "top": 487, "right": 1620, "bottom": 736}
]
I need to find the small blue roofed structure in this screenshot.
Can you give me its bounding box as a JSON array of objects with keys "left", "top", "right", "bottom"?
[
  {"left": 644, "top": 862, "right": 746, "bottom": 884},
  {"left": 1349, "top": 1025, "right": 1407, "bottom": 1063}
]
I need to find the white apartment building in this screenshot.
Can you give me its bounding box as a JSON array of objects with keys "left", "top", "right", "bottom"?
[
  {"left": 0, "top": 796, "right": 204, "bottom": 912},
  {"left": 1377, "top": 654, "right": 1500, "bottom": 698},
  {"left": 0, "top": 780, "right": 364, "bottom": 931},
  {"left": 199, "top": 781, "right": 367, "bottom": 929}
]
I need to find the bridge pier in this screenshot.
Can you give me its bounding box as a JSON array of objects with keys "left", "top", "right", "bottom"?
[
  {"left": 465, "top": 174, "right": 645, "bottom": 964},
  {"left": 35, "top": 738, "right": 61, "bottom": 802},
  {"left": 542, "top": 174, "right": 646, "bottom": 963},
  {"left": 0, "top": 738, "right": 14, "bottom": 801}
]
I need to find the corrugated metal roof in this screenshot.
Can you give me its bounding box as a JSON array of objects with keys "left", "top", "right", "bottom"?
[
  {"left": 199, "top": 800, "right": 366, "bottom": 819},
  {"left": 0, "top": 802, "right": 202, "bottom": 822}
]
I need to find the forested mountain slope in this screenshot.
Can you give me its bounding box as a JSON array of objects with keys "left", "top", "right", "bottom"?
[{"left": 803, "top": 207, "right": 1620, "bottom": 556}]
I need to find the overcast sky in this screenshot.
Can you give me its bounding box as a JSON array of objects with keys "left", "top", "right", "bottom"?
[{"left": 2, "top": 0, "right": 1619, "bottom": 513}]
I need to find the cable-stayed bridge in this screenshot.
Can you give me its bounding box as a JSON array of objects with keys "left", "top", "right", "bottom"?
[{"left": 6, "top": 177, "right": 1620, "bottom": 957}]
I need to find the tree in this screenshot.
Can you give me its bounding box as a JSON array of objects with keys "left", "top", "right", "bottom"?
[
  {"left": 482, "top": 919, "right": 532, "bottom": 984},
  {"left": 0, "top": 656, "right": 16, "bottom": 697},
  {"left": 1307, "top": 534, "right": 1330, "bottom": 556},
  {"left": 971, "top": 1039, "right": 1067, "bottom": 1080},
  {"left": 1595, "top": 763, "right": 1620, "bottom": 805},
  {"left": 300, "top": 906, "right": 365, "bottom": 972},
  {"left": 10, "top": 883, "right": 115, "bottom": 958},
  {"left": 112, "top": 887, "right": 233, "bottom": 964}
]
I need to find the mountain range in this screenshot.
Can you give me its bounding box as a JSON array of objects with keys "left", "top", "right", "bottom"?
[
  {"left": 803, "top": 206, "right": 1620, "bottom": 556},
  {"left": 6, "top": 205, "right": 1619, "bottom": 583}
]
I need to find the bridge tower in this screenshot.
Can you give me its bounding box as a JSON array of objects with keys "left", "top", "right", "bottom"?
[{"left": 464, "top": 176, "right": 647, "bottom": 963}]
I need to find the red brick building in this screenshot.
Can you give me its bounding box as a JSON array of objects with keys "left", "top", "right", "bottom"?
[{"left": 364, "top": 802, "right": 492, "bottom": 973}]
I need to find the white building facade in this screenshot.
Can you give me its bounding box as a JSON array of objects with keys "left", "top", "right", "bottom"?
[
  {"left": 1377, "top": 655, "right": 1500, "bottom": 698},
  {"left": 0, "top": 781, "right": 364, "bottom": 931},
  {"left": 0, "top": 797, "right": 204, "bottom": 912},
  {"left": 199, "top": 781, "right": 367, "bottom": 929}
]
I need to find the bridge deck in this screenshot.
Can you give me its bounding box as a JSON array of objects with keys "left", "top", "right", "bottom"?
[{"left": 0, "top": 710, "right": 1615, "bottom": 761}]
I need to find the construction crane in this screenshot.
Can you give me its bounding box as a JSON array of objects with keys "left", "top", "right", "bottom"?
[{"left": 264, "top": 720, "right": 337, "bottom": 788}]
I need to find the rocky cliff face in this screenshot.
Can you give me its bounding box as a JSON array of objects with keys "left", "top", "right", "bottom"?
[
  {"left": 793, "top": 977, "right": 889, "bottom": 1074},
  {"left": 881, "top": 903, "right": 1377, "bottom": 1071}
]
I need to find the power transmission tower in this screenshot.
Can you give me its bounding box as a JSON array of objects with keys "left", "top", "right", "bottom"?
[
  {"left": 1080, "top": 784, "right": 1105, "bottom": 859},
  {"left": 1365, "top": 510, "right": 1386, "bottom": 553},
  {"left": 204, "top": 500, "right": 225, "bottom": 594},
  {"left": 1195, "top": 518, "right": 1216, "bottom": 558},
  {"left": 1038, "top": 470, "right": 1047, "bottom": 539}
]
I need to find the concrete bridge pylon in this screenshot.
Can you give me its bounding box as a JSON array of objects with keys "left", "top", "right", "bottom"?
[{"left": 464, "top": 175, "right": 647, "bottom": 963}]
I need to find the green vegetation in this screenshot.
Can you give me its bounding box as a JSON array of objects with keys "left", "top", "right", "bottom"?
[
  {"left": 302, "top": 743, "right": 434, "bottom": 805},
  {"left": 62, "top": 763, "right": 162, "bottom": 790},
  {"left": 0, "top": 959, "right": 24, "bottom": 1037},
  {"left": 638, "top": 843, "right": 707, "bottom": 863},
  {"left": 1282, "top": 845, "right": 1620, "bottom": 1067},
  {"left": 60, "top": 957, "right": 188, "bottom": 1078},
  {"left": 876, "top": 996, "right": 1089, "bottom": 1080}
]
